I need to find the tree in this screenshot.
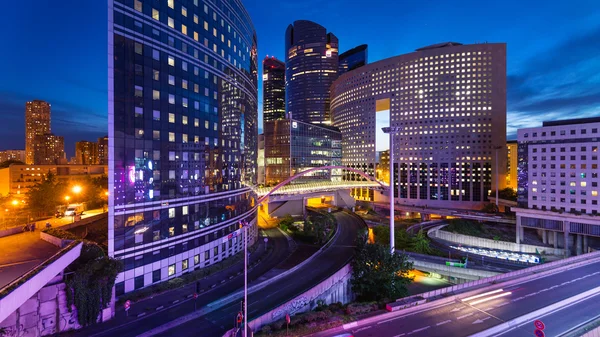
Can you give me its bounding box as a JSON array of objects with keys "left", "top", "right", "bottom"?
[
  {"left": 0, "top": 159, "right": 25, "bottom": 169},
  {"left": 411, "top": 229, "right": 432, "bottom": 254},
  {"left": 491, "top": 188, "right": 517, "bottom": 201},
  {"left": 481, "top": 203, "right": 499, "bottom": 213},
  {"left": 351, "top": 239, "right": 413, "bottom": 302}
]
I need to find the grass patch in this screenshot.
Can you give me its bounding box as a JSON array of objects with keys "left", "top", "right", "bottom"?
[{"left": 442, "top": 219, "right": 514, "bottom": 242}]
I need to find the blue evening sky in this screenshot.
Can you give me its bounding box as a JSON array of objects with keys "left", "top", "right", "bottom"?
[{"left": 0, "top": 0, "right": 599, "bottom": 156}]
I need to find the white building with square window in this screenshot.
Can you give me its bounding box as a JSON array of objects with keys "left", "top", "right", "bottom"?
[{"left": 515, "top": 117, "right": 600, "bottom": 256}]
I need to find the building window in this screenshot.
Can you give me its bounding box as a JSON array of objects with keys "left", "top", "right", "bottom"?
[
  {"left": 169, "top": 226, "right": 175, "bottom": 237},
  {"left": 182, "top": 259, "right": 189, "bottom": 271},
  {"left": 152, "top": 8, "right": 159, "bottom": 20},
  {"left": 169, "top": 113, "right": 175, "bottom": 123},
  {"left": 134, "top": 275, "right": 144, "bottom": 289},
  {"left": 168, "top": 56, "right": 175, "bottom": 66},
  {"left": 168, "top": 264, "right": 175, "bottom": 276},
  {"left": 169, "top": 208, "right": 175, "bottom": 218},
  {"left": 168, "top": 17, "right": 174, "bottom": 28},
  {"left": 134, "top": 0, "right": 142, "bottom": 12},
  {"left": 152, "top": 269, "right": 161, "bottom": 283}
]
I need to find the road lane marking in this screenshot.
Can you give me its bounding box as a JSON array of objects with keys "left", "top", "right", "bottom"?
[
  {"left": 393, "top": 334, "right": 405, "bottom": 337},
  {"left": 436, "top": 320, "right": 451, "bottom": 326},
  {"left": 472, "top": 317, "right": 492, "bottom": 324},
  {"left": 378, "top": 317, "right": 402, "bottom": 325},
  {"left": 450, "top": 306, "right": 465, "bottom": 312},
  {"left": 484, "top": 307, "right": 495, "bottom": 311},
  {"left": 354, "top": 326, "right": 371, "bottom": 334},
  {"left": 457, "top": 312, "right": 474, "bottom": 320},
  {"left": 407, "top": 326, "right": 430, "bottom": 335}
]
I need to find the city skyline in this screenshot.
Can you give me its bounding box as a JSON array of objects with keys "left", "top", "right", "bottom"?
[{"left": 0, "top": 0, "right": 599, "bottom": 154}]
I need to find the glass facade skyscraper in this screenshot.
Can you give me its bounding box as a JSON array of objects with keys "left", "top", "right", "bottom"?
[
  {"left": 338, "top": 44, "right": 368, "bottom": 75},
  {"left": 285, "top": 20, "right": 338, "bottom": 125},
  {"left": 109, "top": 0, "right": 258, "bottom": 294},
  {"left": 262, "top": 56, "right": 286, "bottom": 126},
  {"left": 264, "top": 119, "right": 342, "bottom": 186}
]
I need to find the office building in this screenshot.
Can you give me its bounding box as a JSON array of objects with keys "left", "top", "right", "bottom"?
[
  {"left": 263, "top": 56, "right": 286, "bottom": 125},
  {"left": 264, "top": 119, "right": 342, "bottom": 186},
  {"left": 0, "top": 150, "right": 26, "bottom": 163},
  {"left": 331, "top": 42, "right": 507, "bottom": 208},
  {"left": 257, "top": 134, "right": 265, "bottom": 185},
  {"left": 32, "top": 134, "right": 65, "bottom": 165},
  {"left": 97, "top": 136, "right": 109, "bottom": 165},
  {"left": 0, "top": 164, "right": 107, "bottom": 197},
  {"left": 109, "top": 0, "right": 258, "bottom": 294},
  {"left": 25, "top": 100, "right": 51, "bottom": 165},
  {"left": 515, "top": 117, "right": 600, "bottom": 256},
  {"left": 506, "top": 140, "right": 517, "bottom": 191},
  {"left": 75, "top": 141, "right": 99, "bottom": 165},
  {"left": 285, "top": 20, "right": 338, "bottom": 125},
  {"left": 338, "top": 44, "right": 368, "bottom": 75}
]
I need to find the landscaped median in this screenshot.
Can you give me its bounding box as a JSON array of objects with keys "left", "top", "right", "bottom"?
[{"left": 254, "top": 302, "right": 384, "bottom": 337}]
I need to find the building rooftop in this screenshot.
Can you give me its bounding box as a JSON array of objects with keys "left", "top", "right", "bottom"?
[
  {"left": 416, "top": 42, "right": 463, "bottom": 51},
  {"left": 542, "top": 116, "right": 600, "bottom": 127}
]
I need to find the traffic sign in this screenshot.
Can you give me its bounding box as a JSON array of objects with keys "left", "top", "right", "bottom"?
[
  {"left": 534, "top": 329, "right": 545, "bottom": 337},
  {"left": 124, "top": 300, "right": 131, "bottom": 311},
  {"left": 534, "top": 320, "right": 545, "bottom": 330},
  {"left": 285, "top": 313, "right": 291, "bottom": 324},
  {"left": 237, "top": 312, "right": 243, "bottom": 324}
]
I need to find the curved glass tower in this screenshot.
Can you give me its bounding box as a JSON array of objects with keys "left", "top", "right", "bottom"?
[
  {"left": 109, "top": 0, "right": 258, "bottom": 294},
  {"left": 285, "top": 20, "right": 338, "bottom": 125}
]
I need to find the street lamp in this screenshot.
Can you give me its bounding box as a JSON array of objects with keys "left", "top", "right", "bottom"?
[{"left": 382, "top": 126, "right": 402, "bottom": 254}]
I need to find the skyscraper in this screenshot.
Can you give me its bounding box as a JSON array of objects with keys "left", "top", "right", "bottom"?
[
  {"left": 97, "top": 135, "right": 109, "bottom": 165},
  {"left": 33, "top": 134, "right": 64, "bottom": 165},
  {"left": 285, "top": 20, "right": 338, "bottom": 125},
  {"left": 109, "top": 0, "right": 258, "bottom": 294},
  {"left": 331, "top": 42, "right": 507, "bottom": 208},
  {"left": 25, "top": 100, "right": 51, "bottom": 165},
  {"left": 338, "top": 44, "right": 368, "bottom": 75},
  {"left": 262, "top": 56, "right": 286, "bottom": 125},
  {"left": 75, "top": 141, "right": 98, "bottom": 165}
]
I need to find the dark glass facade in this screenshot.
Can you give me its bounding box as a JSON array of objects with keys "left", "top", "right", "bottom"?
[
  {"left": 109, "top": 0, "right": 258, "bottom": 294},
  {"left": 338, "top": 44, "right": 368, "bottom": 75},
  {"left": 264, "top": 119, "right": 341, "bottom": 186},
  {"left": 285, "top": 20, "right": 338, "bottom": 125},
  {"left": 262, "top": 57, "right": 285, "bottom": 126}
]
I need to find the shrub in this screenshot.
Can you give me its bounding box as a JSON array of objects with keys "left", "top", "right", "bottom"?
[
  {"left": 260, "top": 325, "right": 272, "bottom": 334},
  {"left": 345, "top": 303, "right": 378, "bottom": 315},
  {"left": 42, "top": 228, "right": 80, "bottom": 241},
  {"left": 271, "top": 320, "right": 284, "bottom": 330}
]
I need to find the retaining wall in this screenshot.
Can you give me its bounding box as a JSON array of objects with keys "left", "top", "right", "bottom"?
[
  {"left": 248, "top": 263, "right": 353, "bottom": 332},
  {"left": 429, "top": 225, "right": 564, "bottom": 255}
]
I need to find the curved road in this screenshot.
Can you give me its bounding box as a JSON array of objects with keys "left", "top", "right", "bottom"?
[{"left": 154, "top": 211, "right": 364, "bottom": 337}]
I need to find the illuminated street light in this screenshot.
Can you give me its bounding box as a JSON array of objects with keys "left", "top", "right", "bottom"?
[
  {"left": 72, "top": 185, "right": 82, "bottom": 194},
  {"left": 11, "top": 200, "right": 18, "bottom": 206},
  {"left": 65, "top": 196, "right": 70, "bottom": 202}
]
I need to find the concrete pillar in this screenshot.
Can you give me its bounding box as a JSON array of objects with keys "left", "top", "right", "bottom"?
[
  {"left": 576, "top": 234, "right": 583, "bottom": 255},
  {"left": 584, "top": 235, "right": 589, "bottom": 253},
  {"left": 542, "top": 230, "right": 548, "bottom": 245},
  {"left": 553, "top": 231, "right": 558, "bottom": 249},
  {"left": 564, "top": 221, "right": 570, "bottom": 258},
  {"left": 516, "top": 215, "right": 522, "bottom": 244}
]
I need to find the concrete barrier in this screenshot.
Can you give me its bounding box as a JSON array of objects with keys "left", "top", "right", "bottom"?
[
  {"left": 429, "top": 224, "right": 564, "bottom": 255},
  {"left": 0, "top": 226, "right": 25, "bottom": 238},
  {"left": 40, "top": 232, "right": 73, "bottom": 248}
]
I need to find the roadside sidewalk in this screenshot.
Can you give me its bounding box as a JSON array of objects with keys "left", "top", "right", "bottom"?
[{"left": 62, "top": 228, "right": 287, "bottom": 336}]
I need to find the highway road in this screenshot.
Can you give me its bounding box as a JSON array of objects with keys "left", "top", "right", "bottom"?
[
  {"left": 64, "top": 228, "right": 291, "bottom": 337},
  {"left": 314, "top": 258, "right": 600, "bottom": 337},
  {"left": 154, "top": 211, "right": 364, "bottom": 337}
]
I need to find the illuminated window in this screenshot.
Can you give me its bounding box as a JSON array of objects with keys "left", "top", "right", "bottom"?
[
  {"left": 169, "top": 94, "right": 175, "bottom": 104},
  {"left": 134, "top": 0, "right": 142, "bottom": 12},
  {"left": 182, "top": 24, "right": 187, "bottom": 35},
  {"left": 204, "top": 21, "right": 208, "bottom": 30},
  {"left": 182, "top": 116, "right": 188, "bottom": 125},
  {"left": 152, "top": 8, "right": 159, "bottom": 20},
  {"left": 168, "top": 264, "right": 175, "bottom": 276},
  {"left": 168, "top": 208, "right": 175, "bottom": 218},
  {"left": 168, "top": 113, "right": 175, "bottom": 123},
  {"left": 168, "top": 17, "right": 174, "bottom": 28},
  {"left": 168, "top": 0, "right": 174, "bottom": 9},
  {"left": 168, "top": 56, "right": 175, "bottom": 66},
  {"left": 169, "top": 132, "right": 175, "bottom": 142},
  {"left": 168, "top": 75, "right": 175, "bottom": 85},
  {"left": 181, "top": 6, "right": 187, "bottom": 16}
]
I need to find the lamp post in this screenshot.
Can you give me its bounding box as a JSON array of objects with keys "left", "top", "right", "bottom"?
[
  {"left": 72, "top": 185, "right": 82, "bottom": 203},
  {"left": 382, "top": 126, "right": 402, "bottom": 254},
  {"left": 239, "top": 220, "right": 249, "bottom": 336}
]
